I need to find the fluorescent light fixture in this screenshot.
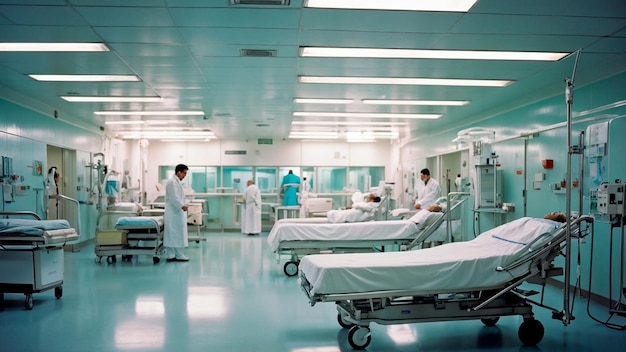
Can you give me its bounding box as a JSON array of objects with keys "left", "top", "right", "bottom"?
[
  {"left": 299, "top": 76, "right": 513, "bottom": 87},
  {"left": 123, "top": 127, "right": 200, "bottom": 132},
  {"left": 29, "top": 74, "right": 139, "bottom": 82},
  {"left": 294, "top": 98, "right": 354, "bottom": 104},
  {"left": 0, "top": 42, "right": 109, "bottom": 52},
  {"left": 292, "top": 121, "right": 408, "bottom": 126},
  {"left": 362, "top": 99, "right": 469, "bottom": 106},
  {"left": 104, "top": 121, "right": 145, "bottom": 125},
  {"left": 293, "top": 112, "right": 441, "bottom": 119},
  {"left": 304, "top": 0, "right": 478, "bottom": 12},
  {"left": 160, "top": 139, "right": 212, "bottom": 142},
  {"left": 95, "top": 111, "right": 205, "bottom": 116},
  {"left": 289, "top": 131, "right": 338, "bottom": 139},
  {"left": 144, "top": 120, "right": 186, "bottom": 125},
  {"left": 300, "top": 47, "right": 569, "bottom": 61},
  {"left": 61, "top": 96, "right": 162, "bottom": 103},
  {"left": 120, "top": 132, "right": 216, "bottom": 140}
]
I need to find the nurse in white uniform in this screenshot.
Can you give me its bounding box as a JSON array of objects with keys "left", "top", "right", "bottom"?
[
  {"left": 242, "top": 179, "right": 262, "bottom": 236},
  {"left": 164, "top": 164, "right": 189, "bottom": 262}
]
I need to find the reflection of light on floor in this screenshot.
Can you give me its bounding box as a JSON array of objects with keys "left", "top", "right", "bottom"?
[
  {"left": 386, "top": 324, "right": 418, "bottom": 344},
  {"left": 291, "top": 347, "right": 340, "bottom": 352},
  {"left": 114, "top": 320, "right": 164, "bottom": 349},
  {"left": 187, "top": 286, "right": 227, "bottom": 319},
  {"left": 135, "top": 295, "right": 165, "bottom": 318}
]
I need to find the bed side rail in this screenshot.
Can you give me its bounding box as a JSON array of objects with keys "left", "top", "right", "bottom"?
[
  {"left": 500, "top": 215, "right": 594, "bottom": 273},
  {"left": 0, "top": 211, "right": 41, "bottom": 220},
  {"left": 405, "top": 212, "right": 447, "bottom": 249}
]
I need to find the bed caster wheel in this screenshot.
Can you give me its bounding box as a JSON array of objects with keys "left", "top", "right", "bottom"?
[
  {"left": 122, "top": 255, "right": 133, "bottom": 261},
  {"left": 347, "top": 326, "right": 371, "bottom": 350},
  {"left": 55, "top": 286, "right": 63, "bottom": 299},
  {"left": 107, "top": 256, "right": 116, "bottom": 264},
  {"left": 518, "top": 318, "right": 544, "bottom": 346},
  {"left": 337, "top": 313, "right": 355, "bottom": 329},
  {"left": 283, "top": 261, "right": 299, "bottom": 277},
  {"left": 481, "top": 317, "right": 499, "bottom": 326},
  {"left": 153, "top": 257, "right": 160, "bottom": 264},
  {"left": 25, "top": 294, "right": 33, "bottom": 310},
  {"left": 96, "top": 256, "right": 102, "bottom": 263}
]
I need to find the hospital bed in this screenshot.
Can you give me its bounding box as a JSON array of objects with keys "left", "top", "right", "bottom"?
[
  {"left": 298, "top": 215, "right": 593, "bottom": 349},
  {"left": 94, "top": 216, "right": 165, "bottom": 264},
  {"left": 275, "top": 194, "right": 391, "bottom": 224},
  {"left": 268, "top": 193, "right": 468, "bottom": 276},
  {"left": 0, "top": 211, "right": 79, "bottom": 310}
]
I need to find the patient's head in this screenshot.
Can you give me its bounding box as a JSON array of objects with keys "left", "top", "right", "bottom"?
[
  {"left": 544, "top": 212, "right": 567, "bottom": 223},
  {"left": 366, "top": 193, "right": 382, "bottom": 203},
  {"left": 426, "top": 204, "right": 442, "bottom": 212}
]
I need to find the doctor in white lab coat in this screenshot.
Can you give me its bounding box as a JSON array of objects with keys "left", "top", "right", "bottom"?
[
  {"left": 242, "top": 179, "right": 262, "bottom": 236},
  {"left": 414, "top": 168, "right": 441, "bottom": 209},
  {"left": 164, "top": 164, "right": 189, "bottom": 262}
]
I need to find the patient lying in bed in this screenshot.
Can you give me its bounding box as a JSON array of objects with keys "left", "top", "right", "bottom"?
[{"left": 326, "top": 193, "right": 381, "bottom": 223}]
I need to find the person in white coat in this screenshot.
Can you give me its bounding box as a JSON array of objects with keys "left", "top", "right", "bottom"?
[
  {"left": 164, "top": 164, "right": 189, "bottom": 262},
  {"left": 414, "top": 168, "right": 441, "bottom": 209},
  {"left": 242, "top": 179, "right": 262, "bottom": 236}
]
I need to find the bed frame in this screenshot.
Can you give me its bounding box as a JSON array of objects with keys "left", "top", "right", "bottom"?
[
  {"left": 0, "top": 211, "right": 79, "bottom": 310},
  {"left": 299, "top": 215, "right": 593, "bottom": 349},
  {"left": 94, "top": 216, "right": 164, "bottom": 264},
  {"left": 272, "top": 192, "right": 469, "bottom": 276}
]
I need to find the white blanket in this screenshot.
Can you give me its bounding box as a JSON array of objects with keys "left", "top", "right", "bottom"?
[
  {"left": 267, "top": 212, "right": 443, "bottom": 251},
  {"left": 326, "top": 202, "right": 379, "bottom": 223},
  {"left": 299, "top": 217, "right": 562, "bottom": 296},
  {"left": 0, "top": 219, "right": 71, "bottom": 235}
]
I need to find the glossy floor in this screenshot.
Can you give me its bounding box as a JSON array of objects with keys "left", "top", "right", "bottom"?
[{"left": 1, "top": 232, "right": 625, "bottom": 352}]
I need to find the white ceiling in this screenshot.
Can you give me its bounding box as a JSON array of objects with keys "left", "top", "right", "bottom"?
[{"left": 0, "top": 0, "right": 625, "bottom": 142}]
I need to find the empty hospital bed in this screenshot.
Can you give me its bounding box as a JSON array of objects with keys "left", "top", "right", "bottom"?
[
  {"left": 0, "top": 211, "right": 79, "bottom": 310},
  {"left": 94, "top": 216, "right": 164, "bottom": 264},
  {"left": 298, "top": 215, "right": 593, "bottom": 349}
]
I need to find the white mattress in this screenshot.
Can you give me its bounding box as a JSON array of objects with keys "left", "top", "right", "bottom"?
[
  {"left": 0, "top": 219, "right": 71, "bottom": 235},
  {"left": 115, "top": 216, "right": 164, "bottom": 229},
  {"left": 267, "top": 212, "right": 443, "bottom": 251},
  {"left": 299, "top": 217, "right": 562, "bottom": 296},
  {"left": 275, "top": 217, "right": 331, "bottom": 224}
]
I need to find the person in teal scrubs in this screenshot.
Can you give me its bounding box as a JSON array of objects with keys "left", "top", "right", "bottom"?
[{"left": 280, "top": 169, "right": 301, "bottom": 206}]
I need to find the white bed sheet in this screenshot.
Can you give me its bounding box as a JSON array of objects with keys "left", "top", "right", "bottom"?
[
  {"left": 299, "top": 217, "right": 562, "bottom": 296},
  {"left": 0, "top": 219, "right": 71, "bottom": 235},
  {"left": 115, "top": 216, "right": 164, "bottom": 229},
  {"left": 275, "top": 217, "right": 331, "bottom": 224},
  {"left": 267, "top": 212, "right": 443, "bottom": 251}
]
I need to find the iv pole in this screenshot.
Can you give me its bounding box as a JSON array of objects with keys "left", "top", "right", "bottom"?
[{"left": 563, "top": 49, "right": 582, "bottom": 326}]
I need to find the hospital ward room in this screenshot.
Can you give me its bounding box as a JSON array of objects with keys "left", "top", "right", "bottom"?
[{"left": 1, "top": 1, "right": 626, "bottom": 351}]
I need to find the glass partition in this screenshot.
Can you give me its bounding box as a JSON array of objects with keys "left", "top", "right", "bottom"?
[
  {"left": 301, "top": 166, "right": 315, "bottom": 192},
  {"left": 255, "top": 167, "right": 277, "bottom": 193},
  {"left": 317, "top": 167, "right": 347, "bottom": 193},
  {"left": 157, "top": 165, "right": 384, "bottom": 231},
  {"left": 348, "top": 166, "right": 385, "bottom": 193},
  {"left": 223, "top": 166, "right": 253, "bottom": 193}
]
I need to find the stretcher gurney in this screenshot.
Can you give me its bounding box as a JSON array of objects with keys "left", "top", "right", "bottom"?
[
  {"left": 298, "top": 215, "right": 593, "bottom": 349},
  {"left": 94, "top": 216, "right": 164, "bottom": 264},
  {"left": 268, "top": 193, "right": 469, "bottom": 276},
  {"left": 0, "top": 211, "right": 79, "bottom": 310}
]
